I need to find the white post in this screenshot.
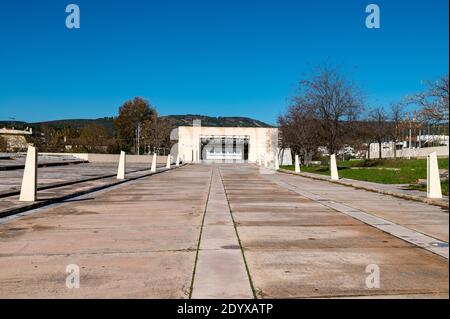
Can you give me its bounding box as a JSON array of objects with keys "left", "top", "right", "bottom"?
[
  {"left": 166, "top": 154, "right": 171, "bottom": 169},
  {"left": 19, "top": 145, "right": 37, "bottom": 202},
  {"left": 151, "top": 153, "right": 157, "bottom": 172},
  {"left": 427, "top": 152, "right": 442, "bottom": 199},
  {"left": 176, "top": 153, "right": 180, "bottom": 166},
  {"left": 275, "top": 152, "right": 280, "bottom": 170},
  {"left": 295, "top": 154, "right": 301, "bottom": 173},
  {"left": 117, "top": 151, "right": 126, "bottom": 180},
  {"left": 257, "top": 155, "right": 262, "bottom": 166},
  {"left": 264, "top": 155, "right": 268, "bottom": 168},
  {"left": 330, "top": 154, "right": 339, "bottom": 180}
]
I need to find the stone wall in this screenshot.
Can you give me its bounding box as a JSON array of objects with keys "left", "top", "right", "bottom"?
[
  {"left": 40, "top": 152, "right": 169, "bottom": 164},
  {"left": 368, "top": 146, "right": 449, "bottom": 159},
  {"left": 0, "top": 134, "right": 30, "bottom": 152}
]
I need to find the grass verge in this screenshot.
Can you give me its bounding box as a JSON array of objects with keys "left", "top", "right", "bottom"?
[{"left": 281, "top": 157, "right": 449, "bottom": 196}]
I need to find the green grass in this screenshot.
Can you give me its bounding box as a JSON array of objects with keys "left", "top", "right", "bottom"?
[
  {"left": 408, "top": 180, "right": 449, "bottom": 196},
  {"left": 281, "top": 157, "right": 449, "bottom": 195}
]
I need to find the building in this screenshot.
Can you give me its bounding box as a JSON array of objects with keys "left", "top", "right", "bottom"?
[
  {"left": 367, "top": 135, "right": 449, "bottom": 159},
  {"left": 172, "top": 125, "right": 279, "bottom": 164},
  {"left": 0, "top": 127, "right": 33, "bottom": 152}
]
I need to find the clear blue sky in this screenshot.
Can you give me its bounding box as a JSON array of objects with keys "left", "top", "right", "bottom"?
[{"left": 0, "top": 0, "right": 448, "bottom": 125}]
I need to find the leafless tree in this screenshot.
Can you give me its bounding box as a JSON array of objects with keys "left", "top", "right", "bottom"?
[
  {"left": 389, "top": 102, "right": 405, "bottom": 159},
  {"left": 278, "top": 100, "right": 320, "bottom": 164},
  {"left": 368, "top": 107, "right": 389, "bottom": 159},
  {"left": 297, "top": 65, "right": 364, "bottom": 155},
  {"left": 407, "top": 74, "right": 449, "bottom": 124}
]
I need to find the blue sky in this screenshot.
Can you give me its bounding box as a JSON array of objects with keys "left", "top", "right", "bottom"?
[{"left": 0, "top": 0, "right": 448, "bottom": 125}]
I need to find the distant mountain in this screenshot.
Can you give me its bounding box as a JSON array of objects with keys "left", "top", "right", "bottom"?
[
  {"left": 0, "top": 115, "right": 273, "bottom": 133},
  {"left": 161, "top": 114, "right": 273, "bottom": 128}
]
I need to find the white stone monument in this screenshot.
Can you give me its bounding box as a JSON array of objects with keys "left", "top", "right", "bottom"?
[
  {"left": 330, "top": 154, "right": 339, "bottom": 180},
  {"left": 19, "top": 145, "right": 37, "bottom": 202},
  {"left": 166, "top": 154, "right": 171, "bottom": 169},
  {"left": 427, "top": 152, "right": 442, "bottom": 199},
  {"left": 151, "top": 153, "right": 157, "bottom": 172},
  {"left": 275, "top": 152, "right": 280, "bottom": 170},
  {"left": 295, "top": 154, "right": 301, "bottom": 173},
  {"left": 117, "top": 151, "right": 126, "bottom": 180}
]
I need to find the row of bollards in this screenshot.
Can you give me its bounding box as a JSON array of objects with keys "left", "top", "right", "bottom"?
[
  {"left": 118, "top": 152, "right": 180, "bottom": 180},
  {"left": 289, "top": 152, "right": 443, "bottom": 199},
  {"left": 17, "top": 147, "right": 180, "bottom": 203}
]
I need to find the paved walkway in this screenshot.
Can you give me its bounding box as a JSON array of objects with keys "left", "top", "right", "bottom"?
[
  {"left": 0, "top": 164, "right": 448, "bottom": 298},
  {"left": 0, "top": 165, "right": 210, "bottom": 298}
]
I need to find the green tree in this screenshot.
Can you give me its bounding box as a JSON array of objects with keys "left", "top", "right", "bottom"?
[
  {"left": 0, "top": 136, "right": 7, "bottom": 152},
  {"left": 76, "top": 123, "right": 110, "bottom": 153},
  {"left": 114, "top": 97, "right": 157, "bottom": 153}
]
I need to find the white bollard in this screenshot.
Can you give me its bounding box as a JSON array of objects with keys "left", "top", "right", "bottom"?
[
  {"left": 166, "top": 154, "right": 171, "bottom": 169},
  {"left": 117, "top": 151, "right": 126, "bottom": 180},
  {"left": 176, "top": 153, "right": 180, "bottom": 166},
  {"left": 264, "top": 156, "right": 268, "bottom": 168},
  {"left": 427, "top": 152, "right": 442, "bottom": 199},
  {"left": 330, "top": 154, "right": 339, "bottom": 180},
  {"left": 275, "top": 153, "right": 280, "bottom": 170},
  {"left": 257, "top": 155, "right": 262, "bottom": 166},
  {"left": 295, "top": 155, "right": 301, "bottom": 173},
  {"left": 19, "top": 145, "right": 37, "bottom": 202},
  {"left": 151, "top": 153, "right": 157, "bottom": 172}
]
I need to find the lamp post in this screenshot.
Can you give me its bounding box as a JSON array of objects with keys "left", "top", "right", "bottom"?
[{"left": 136, "top": 123, "right": 141, "bottom": 156}]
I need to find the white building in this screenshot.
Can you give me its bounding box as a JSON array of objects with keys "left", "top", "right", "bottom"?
[{"left": 171, "top": 125, "right": 279, "bottom": 164}]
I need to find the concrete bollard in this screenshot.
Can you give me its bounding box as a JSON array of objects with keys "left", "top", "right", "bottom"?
[
  {"left": 330, "top": 154, "right": 339, "bottom": 180},
  {"left": 295, "top": 155, "right": 301, "bottom": 173},
  {"left": 427, "top": 152, "right": 442, "bottom": 199},
  {"left": 166, "top": 154, "right": 171, "bottom": 169},
  {"left": 258, "top": 155, "right": 262, "bottom": 166},
  {"left": 151, "top": 153, "right": 157, "bottom": 172},
  {"left": 117, "top": 151, "right": 126, "bottom": 180},
  {"left": 19, "top": 145, "right": 37, "bottom": 202},
  {"left": 176, "top": 154, "right": 180, "bottom": 166},
  {"left": 264, "top": 155, "right": 268, "bottom": 168}
]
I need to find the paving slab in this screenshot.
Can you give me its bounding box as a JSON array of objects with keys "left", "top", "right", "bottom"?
[
  {"left": 191, "top": 167, "right": 253, "bottom": 299},
  {"left": 0, "top": 165, "right": 211, "bottom": 298},
  {"left": 219, "top": 164, "right": 449, "bottom": 299}
]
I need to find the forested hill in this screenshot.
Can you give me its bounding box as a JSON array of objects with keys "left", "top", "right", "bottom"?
[
  {"left": 160, "top": 115, "right": 273, "bottom": 128},
  {"left": 0, "top": 115, "right": 273, "bottom": 133}
]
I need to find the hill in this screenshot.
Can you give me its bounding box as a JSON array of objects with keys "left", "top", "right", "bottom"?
[{"left": 0, "top": 115, "right": 273, "bottom": 133}]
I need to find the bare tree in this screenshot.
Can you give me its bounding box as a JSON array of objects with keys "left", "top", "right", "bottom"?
[
  {"left": 147, "top": 117, "right": 175, "bottom": 153},
  {"left": 278, "top": 100, "right": 320, "bottom": 164},
  {"left": 297, "top": 65, "right": 364, "bottom": 155},
  {"left": 368, "top": 107, "right": 389, "bottom": 159},
  {"left": 389, "top": 102, "right": 405, "bottom": 159},
  {"left": 408, "top": 75, "right": 449, "bottom": 124}
]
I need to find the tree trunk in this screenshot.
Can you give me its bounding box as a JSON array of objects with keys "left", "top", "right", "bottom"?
[
  {"left": 378, "top": 141, "right": 382, "bottom": 159},
  {"left": 393, "top": 140, "right": 397, "bottom": 160}
]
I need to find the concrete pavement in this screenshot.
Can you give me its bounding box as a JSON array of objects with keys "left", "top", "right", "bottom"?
[{"left": 0, "top": 163, "right": 448, "bottom": 298}]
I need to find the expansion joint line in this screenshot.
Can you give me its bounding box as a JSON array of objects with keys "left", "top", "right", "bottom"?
[
  {"left": 188, "top": 166, "right": 214, "bottom": 299},
  {"left": 217, "top": 167, "right": 257, "bottom": 299}
]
